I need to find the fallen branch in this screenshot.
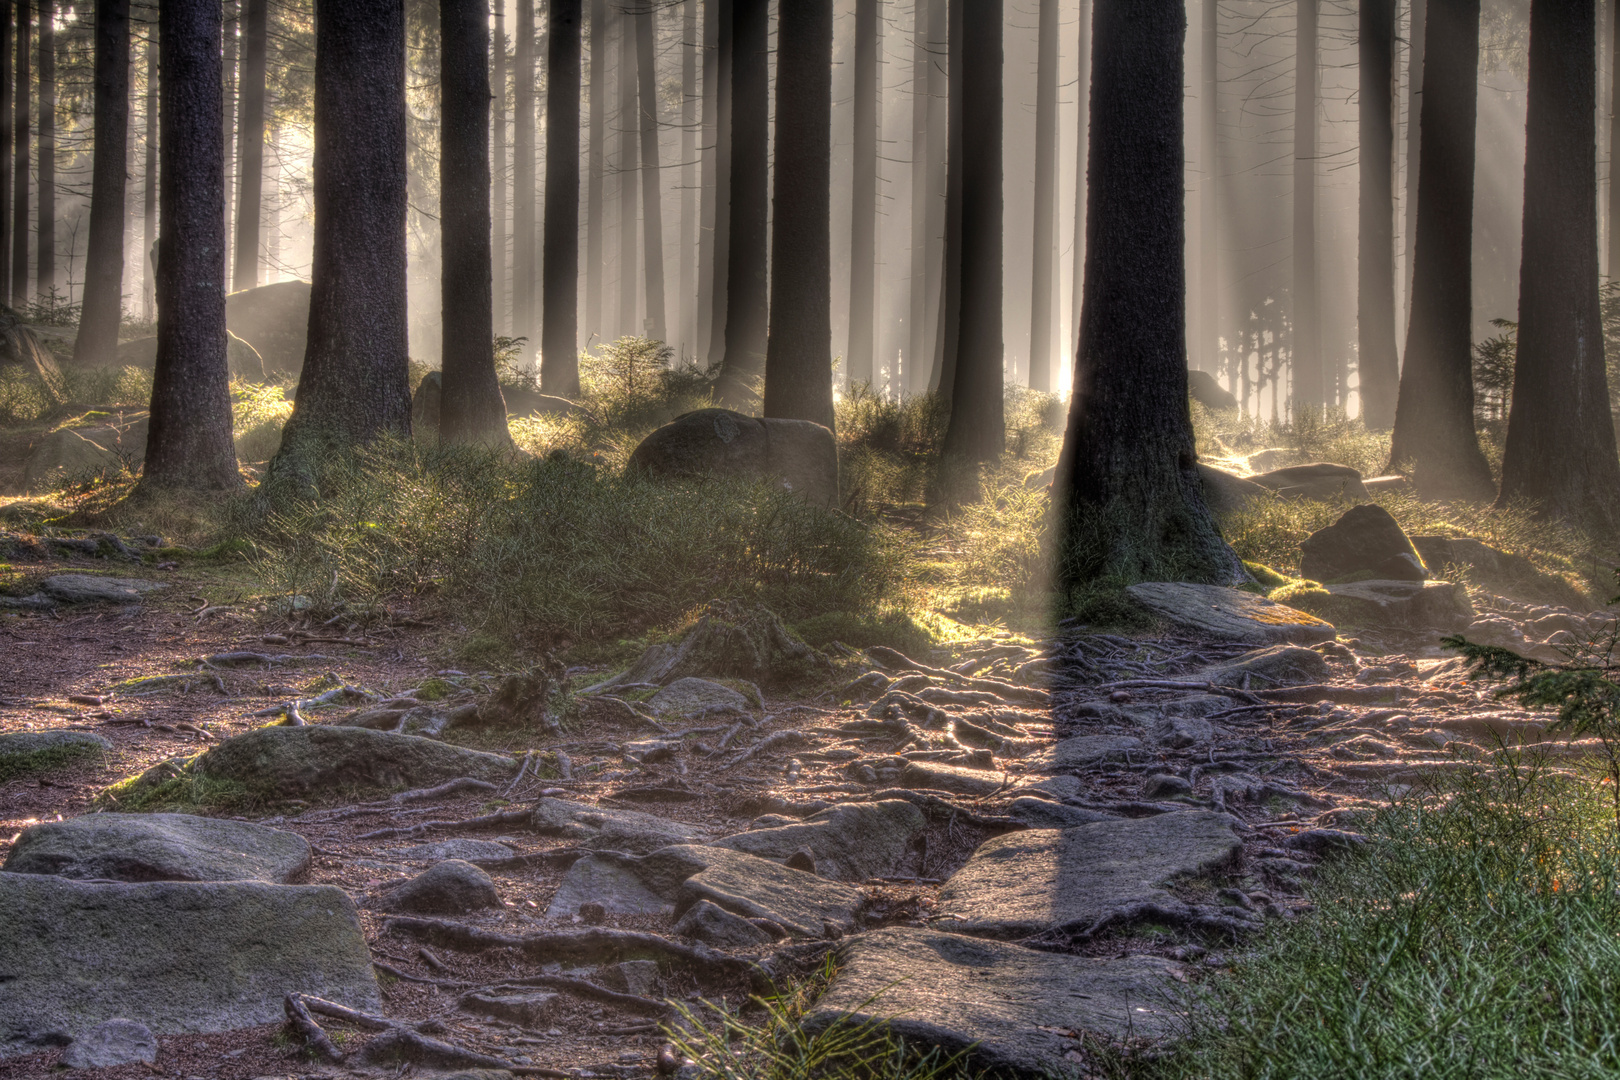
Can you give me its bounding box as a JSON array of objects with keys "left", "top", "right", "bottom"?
[{"left": 203, "top": 651, "right": 333, "bottom": 669}]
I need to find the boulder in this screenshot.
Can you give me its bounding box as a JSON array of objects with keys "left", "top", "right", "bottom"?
[
  {"left": 1410, "top": 535, "right": 1590, "bottom": 609},
  {"left": 458, "top": 990, "right": 560, "bottom": 1027},
  {"left": 935, "top": 812, "right": 1241, "bottom": 939},
  {"left": 1204, "top": 645, "right": 1331, "bottom": 689},
  {"left": 672, "top": 898, "right": 775, "bottom": 947},
  {"left": 647, "top": 677, "right": 752, "bottom": 717},
  {"left": 0, "top": 873, "right": 379, "bottom": 1059},
  {"left": 391, "top": 838, "right": 515, "bottom": 863},
  {"left": 3, "top": 812, "right": 311, "bottom": 884},
  {"left": 529, "top": 797, "right": 706, "bottom": 853},
  {"left": 0, "top": 307, "right": 64, "bottom": 402},
  {"left": 1248, "top": 462, "right": 1370, "bottom": 502},
  {"left": 900, "top": 759, "right": 1003, "bottom": 797},
  {"left": 1198, "top": 464, "right": 1272, "bottom": 515},
  {"left": 1049, "top": 734, "right": 1144, "bottom": 768},
  {"left": 627, "top": 407, "right": 838, "bottom": 508},
  {"left": 375, "top": 860, "right": 500, "bottom": 914},
  {"left": 112, "top": 332, "right": 266, "bottom": 380},
  {"left": 1005, "top": 797, "right": 1117, "bottom": 829},
  {"left": 1300, "top": 504, "right": 1427, "bottom": 583},
  {"left": 1122, "top": 582, "right": 1336, "bottom": 645},
  {"left": 0, "top": 729, "right": 111, "bottom": 761},
  {"left": 668, "top": 844, "right": 867, "bottom": 937},
  {"left": 545, "top": 852, "right": 681, "bottom": 919},
  {"left": 58, "top": 1020, "right": 157, "bottom": 1069},
  {"left": 1314, "top": 579, "right": 1474, "bottom": 632},
  {"left": 801, "top": 929, "right": 1184, "bottom": 1074},
  {"left": 1188, "top": 370, "right": 1240, "bottom": 412},
  {"left": 225, "top": 280, "right": 311, "bottom": 376},
  {"left": 23, "top": 416, "right": 148, "bottom": 493},
  {"left": 40, "top": 574, "right": 167, "bottom": 605},
  {"left": 710, "top": 800, "right": 926, "bottom": 881},
  {"left": 412, "top": 370, "right": 442, "bottom": 437}
]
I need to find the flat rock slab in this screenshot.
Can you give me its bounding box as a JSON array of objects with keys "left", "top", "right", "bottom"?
[
  {"left": 900, "top": 760, "right": 1004, "bottom": 796},
  {"left": 1049, "top": 734, "right": 1144, "bottom": 768},
  {"left": 41, "top": 574, "right": 169, "bottom": 605},
  {"left": 663, "top": 845, "right": 866, "bottom": 938},
  {"left": 59, "top": 1020, "right": 156, "bottom": 1069},
  {"left": 1323, "top": 579, "right": 1474, "bottom": 632},
  {"left": 710, "top": 800, "right": 925, "bottom": 880},
  {"left": 647, "top": 677, "right": 751, "bottom": 717},
  {"left": 179, "top": 726, "right": 517, "bottom": 796},
  {"left": 1006, "top": 797, "right": 1119, "bottom": 830},
  {"left": 937, "top": 812, "right": 1242, "bottom": 938},
  {"left": 546, "top": 853, "right": 680, "bottom": 919},
  {"left": 803, "top": 928, "right": 1183, "bottom": 1075},
  {"left": 3, "top": 812, "right": 311, "bottom": 883},
  {"left": 0, "top": 873, "right": 379, "bottom": 1059},
  {"left": 1124, "top": 582, "right": 1336, "bottom": 645},
  {"left": 529, "top": 797, "right": 705, "bottom": 854},
  {"left": 391, "top": 838, "right": 516, "bottom": 862}
]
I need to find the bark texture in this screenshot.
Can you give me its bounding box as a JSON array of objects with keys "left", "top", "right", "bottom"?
[
  {"left": 1070, "top": 0, "right": 1089, "bottom": 359},
  {"left": 585, "top": 0, "right": 605, "bottom": 343},
  {"left": 36, "top": 0, "right": 51, "bottom": 297},
  {"left": 491, "top": 3, "right": 507, "bottom": 333},
  {"left": 1497, "top": 0, "right": 1620, "bottom": 527},
  {"left": 0, "top": 3, "right": 12, "bottom": 304},
  {"left": 616, "top": 7, "right": 636, "bottom": 335},
  {"left": 704, "top": 0, "right": 734, "bottom": 371},
  {"left": 269, "top": 0, "right": 410, "bottom": 485},
  {"left": 139, "top": 0, "right": 238, "bottom": 492},
  {"left": 1055, "top": 0, "right": 1241, "bottom": 589},
  {"left": 1291, "top": 0, "right": 1319, "bottom": 410},
  {"left": 72, "top": 0, "right": 131, "bottom": 370},
  {"left": 438, "top": 0, "right": 509, "bottom": 445},
  {"left": 142, "top": 17, "right": 155, "bottom": 320},
  {"left": 11, "top": 2, "right": 27, "bottom": 308},
  {"left": 542, "top": 0, "right": 581, "bottom": 395},
  {"left": 762, "top": 0, "right": 833, "bottom": 429},
  {"left": 1026, "top": 0, "right": 1057, "bottom": 392},
  {"left": 1196, "top": 0, "right": 1215, "bottom": 375},
  {"left": 680, "top": 0, "right": 696, "bottom": 357},
  {"left": 512, "top": 0, "right": 536, "bottom": 349},
  {"left": 231, "top": 0, "right": 267, "bottom": 291},
  {"left": 712, "top": 0, "right": 767, "bottom": 406},
  {"left": 696, "top": 0, "right": 721, "bottom": 360},
  {"left": 1358, "top": 0, "right": 1399, "bottom": 429},
  {"left": 906, "top": 0, "right": 929, "bottom": 392},
  {"left": 931, "top": 0, "right": 963, "bottom": 396},
  {"left": 1387, "top": 0, "right": 1494, "bottom": 500},
  {"left": 845, "top": 0, "right": 877, "bottom": 387},
  {"left": 635, "top": 2, "right": 665, "bottom": 342}
]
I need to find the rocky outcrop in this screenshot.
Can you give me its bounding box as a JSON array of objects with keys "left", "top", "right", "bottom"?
[
  {"left": 225, "top": 280, "right": 311, "bottom": 376},
  {"left": 3, "top": 813, "right": 311, "bottom": 884},
  {"left": 627, "top": 408, "right": 838, "bottom": 508},
  {"left": 1300, "top": 504, "right": 1427, "bottom": 583},
  {"left": 22, "top": 417, "right": 148, "bottom": 494},
  {"left": 709, "top": 800, "right": 925, "bottom": 881},
  {"left": 1249, "top": 462, "right": 1370, "bottom": 502}
]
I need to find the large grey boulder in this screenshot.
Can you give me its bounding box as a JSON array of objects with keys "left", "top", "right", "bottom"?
[
  {"left": 647, "top": 677, "right": 752, "bottom": 717},
  {"left": 627, "top": 408, "right": 838, "bottom": 508},
  {"left": 1123, "top": 582, "right": 1336, "bottom": 645},
  {"left": 23, "top": 417, "right": 148, "bottom": 494},
  {"left": 546, "top": 853, "right": 681, "bottom": 918},
  {"left": 935, "top": 812, "right": 1242, "bottom": 938},
  {"left": 1249, "top": 462, "right": 1370, "bottom": 502},
  {"left": 375, "top": 860, "right": 500, "bottom": 914},
  {"left": 1204, "top": 645, "right": 1331, "bottom": 689},
  {"left": 225, "top": 279, "right": 311, "bottom": 376},
  {"left": 529, "top": 797, "right": 706, "bottom": 853},
  {"left": 112, "top": 332, "right": 265, "bottom": 380},
  {"left": 0, "top": 730, "right": 111, "bottom": 759},
  {"left": 669, "top": 845, "right": 866, "bottom": 937},
  {"left": 710, "top": 800, "right": 926, "bottom": 881},
  {"left": 1049, "top": 734, "right": 1145, "bottom": 768},
  {"left": 1300, "top": 504, "right": 1427, "bottom": 583},
  {"left": 1198, "top": 464, "right": 1273, "bottom": 516},
  {"left": 1411, "top": 534, "right": 1590, "bottom": 609},
  {"left": 672, "top": 899, "right": 775, "bottom": 947},
  {"left": 1318, "top": 579, "right": 1474, "bottom": 632},
  {"left": 58, "top": 1020, "right": 157, "bottom": 1069},
  {"left": 802, "top": 928, "right": 1184, "bottom": 1074},
  {"left": 0, "top": 873, "right": 379, "bottom": 1059},
  {"left": 3, "top": 813, "right": 311, "bottom": 883}
]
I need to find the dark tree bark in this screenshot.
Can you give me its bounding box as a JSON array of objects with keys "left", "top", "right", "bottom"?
[
  {"left": 438, "top": 0, "right": 509, "bottom": 445},
  {"left": 616, "top": 6, "right": 637, "bottom": 337},
  {"left": 635, "top": 1, "right": 665, "bottom": 343},
  {"left": 930, "top": 0, "right": 963, "bottom": 397},
  {"left": 696, "top": 0, "right": 719, "bottom": 360},
  {"left": 1387, "top": 0, "right": 1494, "bottom": 500},
  {"left": 1610, "top": 0, "right": 1620, "bottom": 279},
  {"left": 704, "top": 0, "right": 733, "bottom": 370},
  {"left": 269, "top": 0, "right": 410, "bottom": 484},
  {"left": 1196, "top": 0, "right": 1214, "bottom": 374},
  {"left": 585, "top": 0, "right": 604, "bottom": 343},
  {"left": 711, "top": 0, "right": 766, "bottom": 406},
  {"left": 1291, "top": 0, "right": 1320, "bottom": 412},
  {"left": 846, "top": 0, "right": 877, "bottom": 387},
  {"left": 71, "top": 0, "right": 130, "bottom": 369},
  {"left": 35, "top": 0, "right": 51, "bottom": 298},
  {"left": 762, "top": 0, "right": 832, "bottom": 428},
  {"left": 1358, "top": 0, "right": 1399, "bottom": 429},
  {"left": 492, "top": 2, "right": 507, "bottom": 334},
  {"left": 542, "top": 0, "right": 581, "bottom": 395},
  {"left": 920, "top": 0, "right": 945, "bottom": 392},
  {"left": 1070, "top": 0, "right": 1089, "bottom": 359},
  {"left": 231, "top": 0, "right": 266, "bottom": 291},
  {"left": 680, "top": 0, "right": 696, "bottom": 357},
  {"left": 219, "top": 0, "right": 236, "bottom": 285},
  {"left": 0, "top": 3, "right": 12, "bottom": 306},
  {"left": 1025, "top": 0, "right": 1056, "bottom": 393},
  {"left": 11, "top": 0, "right": 27, "bottom": 308},
  {"left": 1498, "top": 0, "right": 1620, "bottom": 527},
  {"left": 142, "top": 18, "right": 155, "bottom": 321},
  {"left": 1055, "top": 0, "right": 1240, "bottom": 589},
  {"left": 1404, "top": 0, "right": 1424, "bottom": 326},
  {"left": 906, "top": 0, "right": 928, "bottom": 392},
  {"left": 512, "top": 0, "right": 536, "bottom": 351},
  {"left": 138, "top": 0, "right": 238, "bottom": 493},
  {"left": 938, "top": 0, "right": 1002, "bottom": 464}
]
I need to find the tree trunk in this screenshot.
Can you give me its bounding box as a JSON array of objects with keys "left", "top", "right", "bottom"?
[
  {"left": 1387, "top": 0, "right": 1493, "bottom": 500},
  {"left": 704, "top": 0, "right": 733, "bottom": 370},
  {"left": 635, "top": 1, "right": 665, "bottom": 343},
  {"left": 542, "top": 0, "right": 581, "bottom": 394},
  {"left": 1404, "top": 0, "right": 1424, "bottom": 330},
  {"left": 1358, "top": 0, "right": 1399, "bottom": 429},
  {"left": 512, "top": 0, "right": 536, "bottom": 353},
  {"left": 1498, "top": 0, "right": 1620, "bottom": 527},
  {"left": 762, "top": 0, "right": 831, "bottom": 428},
  {"left": 11, "top": 0, "right": 27, "bottom": 307},
  {"left": 138, "top": 0, "right": 237, "bottom": 492},
  {"left": 1196, "top": 0, "right": 1215, "bottom": 376},
  {"left": 491, "top": 2, "right": 507, "bottom": 335},
  {"left": 1025, "top": 0, "right": 1057, "bottom": 392},
  {"left": 616, "top": 6, "right": 636, "bottom": 338},
  {"left": 920, "top": 0, "right": 945, "bottom": 392},
  {"left": 219, "top": 0, "right": 236, "bottom": 288},
  {"left": 696, "top": 0, "right": 720, "bottom": 362},
  {"left": 142, "top": 14, "right": 154, "bottom": 320},
  {"left": 268, "top": 0, "right": 410, "bottom": 485},
  {"left": 711, "top": 0, "right": 766, "bottom": 406},
  {"left": 0, "top": 3, "right": 12, "bottom": 307},
  {"left": 930, "top": 0, "right": 963, "bottom": 396},
  {"left": 1055, "top": 0, "right": 1239, "bottom": 588},
  {"left": 585, "top": 0, "right": 604, "bottom": 345},
  {"left": 1610, "top": 0, "right": 1620, "bottom": 280},
  {"left": 1070, "top": 0, "right": 1089, "bottom": 359},
  {"left": 680, "top": 0, "right": 696, "bottom": 358},
  {"left": 71, "top": 0, "right": 129, "bottom": 369},
  {"left": 231, "top": 0, "right": 265, "bottom": 292},
  {"left": 938, "top": 0, "right": 1002, "bottom": 464},
  {"left": 1291, "top": 0, "right": 1320, "bottom": 413},
  {"left": 846, "top": 0, "right": 877, "bottom": 388},
  {"left": 906, "top": 0, "right": 928, "bottom": 393},
  {"left": 35, "top": 0, "right": 51, "bottom": 298},
  {"left": 438, "top": 0, "right": 509, "bottom": 445}
]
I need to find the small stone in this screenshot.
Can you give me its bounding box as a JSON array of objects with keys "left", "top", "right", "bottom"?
[
  {"left": 59, "top": 1020, "right": 157, "bottom": 1069},
  {"left": 375, "top": 860, "right": 500, "bottom": 915},
  {"left": 784, "top": 848, "right": 817, "bottom": 874},
  {"left": 1155, "top": 715, "right": 1214, "bottom": 749},
  {"left": 458, "top": 990, "right": 560, "bottom": 1027},
  {"left": 647, "top": 678, "right": 752, "bottom": 717},
  {"left": 530, "top": 797, "right": 706, "bottom": 853},
  {"left": 611, "top": 960, "right": 662, "bottom": 998},
  {"left": 672, "top": 899, "right": 773, "bottom": 947},
  {"left": 1141, "top": 774, "right": 1192, "bottom": 799}
]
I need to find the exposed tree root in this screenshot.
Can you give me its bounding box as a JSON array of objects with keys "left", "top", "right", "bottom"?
[
  {"left": 482, "top": 974, "right": 669, "bottom": 1016},
  {"left": 283, "top": 993, "right": 549, "bottom": 1073}
]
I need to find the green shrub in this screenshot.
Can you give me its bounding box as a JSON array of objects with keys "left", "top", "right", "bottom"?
[{"left": 231, "top": 379, "right": 295, "bottom": 464}]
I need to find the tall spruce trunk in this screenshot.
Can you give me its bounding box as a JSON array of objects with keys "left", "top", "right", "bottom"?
[
  {"left": 1498, "top": 0, "right": 1620, "bottom": 527},
  {"left": 616, "top": 6, "right": 637, "bottom": 337},
  {"left": 1197, "top": 0, "right": 1215, "bottom": 374},
  {"left": 268, "top": 0, "right": 409, "bottom": 484},
  {"left": 71, "top": 0, "right": 129, "bottom": 369},
  {"left": 711, "top": 0, "right": 766, "bottom": 405},
  {"left": 1025, "top": 0, "right": 1056, "bottom": 392},
  {"left": 1610, "top": 0, "right": 1620, "bottom": 279},
  {"left": 921, "top": 0, "right": 945, "bottom": 390},
  {"left": 680, "top": 0, "right": 696, "bottom": 358},
  {"left": 35, "top": 0, "right": 51, "bottom": 298},
  {"left": 542, "top": 0, "right": 581, "bottom": 394},
  {"left": 906, "top": 0, "right": 928, "bottom": 393},
  {"left": 1358, "top": 0, "right": 1399, "bottom": 428},
  {"left": 231, "top": 0, "right": 265, "bottom": 291},
  {"left": 704, "top": 0, "right": 733, "bottom": 370},
  {"left": 846, "top": 0, "right": 877, "bottom": 387},
  {"left": 1291, "top": 0, "right": 1320, "bottom": 412},
  {"left": 1070, "top": 0, "right": 1089, "bottom": 358},
  {"left": 585, "top": 0, "right": 604, "bottom": 344},
  {"left": 512, "top": 0, "right": 537, "bottom": 353},
  {"left": 696, "top": 0, "right": 720, "bottom": 361},
  {"left": 1387, "top": 0, "right": 1494, "bottom": 500},
  {"left": 491, "top": 3, "right": 507, "bottom": 334},
  {"left": 11, "top": 0, "right": 27, "bottom": 307},
  {"left": 138, "top": 0, "right": 237, "bottom": 492},
  {"left": 219, "top": 0, "right": 236, "bottom": 286},
  {"left": 0, "top": 4, "right": 11, "bottom": 305},
  {"left": 438, "top": 0, "right": 509, "bottom": 445},
  {"left": 635, "top": 2, "right": 665, "bottom": 343},
  {"left": 1404, "top": 0, "right": 1425, "bottom": 328},
  {"left": 931, "top": 0, "right": 963, "bottom": 397},
  {"left": 142, "top": 16, "right": 154, "bottom": 320},
  {"left": 1056, "top": 0, "right": 1240, "bottom": 588},
  {"left": 762, "top": 0, "right": 832, "bottom": 428},
  {"left": 938, "top": 0, "right": 1002, "bottom": 464}
]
